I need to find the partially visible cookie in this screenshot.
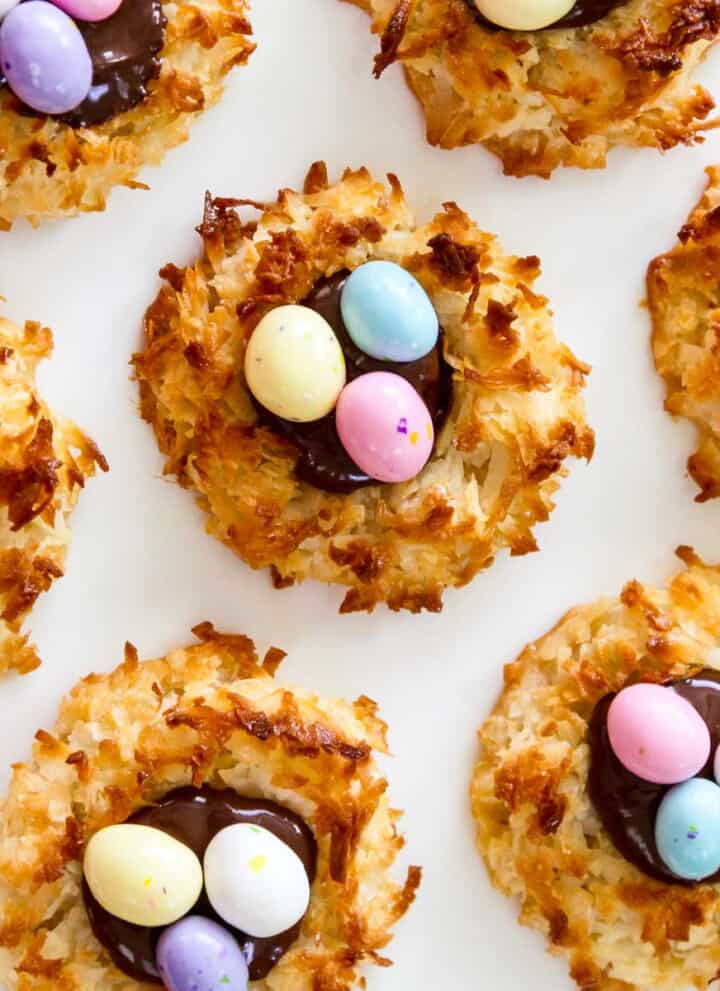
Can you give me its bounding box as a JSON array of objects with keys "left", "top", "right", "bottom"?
[
  {"left": 648, "top": 166, "right": 720, "bottom": 502},
  {"left": 0, "top": 0, "right": 254, "bottom": 228},
  {"left": 0, "top": 623, "right": 420, "bottom": 991},
  {"left": 345, "top": 0, "right": 719, "bottom": 177},
  {"left": 471, "top": 547, "right": 720, "bottom": 991},
  {"left": 134, "top": 163, "right": 594, "bottom": 614},
  {"left": 0, "top": 316, "right": 107, "bottom": 677}
]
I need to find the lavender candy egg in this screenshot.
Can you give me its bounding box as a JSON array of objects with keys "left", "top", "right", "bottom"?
[
  {"left": 156, "top": 916, "right": 249, "bottom": 991},
  {"left": 0, "top": 2, "right": 92, "bottom": 115},
  {"left": 336, "top": 371, "right": 434, "bottom": 484}
]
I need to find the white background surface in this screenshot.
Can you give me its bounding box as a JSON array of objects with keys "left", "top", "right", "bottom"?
[{"left": 2, "top": 1, "right": 720, "bottom": 987}]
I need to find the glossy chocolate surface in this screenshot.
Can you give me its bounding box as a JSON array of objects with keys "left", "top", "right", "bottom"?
[
  {"left": 465, "top": 0, "right": 626, "bottom": 30},
  {"left": 83, "top": 786, "right": 317, "bottom": 982},
  {"left": 588, "top": 670, "right": 720, "bottom": 884},
  {"left": 257, "top": 270, "right": 453, "bottom": 493},
  {"left": 59, "top": 0, "right": 165, "bottom": 127}
]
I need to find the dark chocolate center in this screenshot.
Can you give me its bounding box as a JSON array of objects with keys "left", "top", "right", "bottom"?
[
  {"left": 255, "top": 270, "right": 453, "bottom": 494},
  {"left": 1, "top": 0, "right": 165, "bottom": 128},
  {"left": 464, "top": 0, "right": 627, "bottom": 30},
  {"left": 588, "top": 670, "right": 720, "bottom": 884},
  {"left": 82, "top": 786, "right": 317, "bottom": 982}
]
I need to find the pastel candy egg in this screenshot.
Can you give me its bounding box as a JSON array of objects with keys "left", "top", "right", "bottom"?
[
  {"left": 245, "top": 305, "right": 346, "bottom": 422},
  {"left": 52, "top": 0, "right": 123, "bottom": 22},
  {"left": 84, "top": 824, "right": 203, "bottom": 927},
  {"left": 335, "top": 372, "right": 434, "bottom": 483},
  {"left": 340, "top": 261, "right": 439, "bottom": 362},
  {"left": 607, "top": 684, "right": 710, "bottom": 785},
  {"left": 655, "top": 778, "right": 720, "bottom": 880},
  {"left": 0, "top": 2, "right": 92, "bottom": 115},
  {"left": 156, "top": 916, "right": 249, "bottom": 991},
  {"left": 473, "top": 0, "right": 575, "bottom": 29},
  {"left": 204, "top": 823, "right": 310, "bottom": 938}
]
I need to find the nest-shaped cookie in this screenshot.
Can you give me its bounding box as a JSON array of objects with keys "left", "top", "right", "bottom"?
[
  {"left": 0, "top": 0, "right": 254, "bottom": 228},
  {"left": 471, "top": 547, "right": 720, "bottom": 991},
  {"left": 344, "top": 0, "right": 720, "bottom": 177},
  {"left": 648, "top": 166, "right": 720, "bottom": 502},
  {"left": 133, "top": 163, "right": 594, "bottom": 613},
  {"left": 0, "top": 623, "right": 420, "bottom": 991},
  {"left": 0, "top": 316, "right": 106, "bottom": 678}
]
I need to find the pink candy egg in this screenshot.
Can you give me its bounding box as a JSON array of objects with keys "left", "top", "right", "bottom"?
[
  {"left": 607, "top": 683, "right": 710, "bottom": 784},
  {"left": 336, "top": 372, "right": 434, "bottom": 484},
  {"left": 51, "top": 0, "right": 122, "bottom": 21}
]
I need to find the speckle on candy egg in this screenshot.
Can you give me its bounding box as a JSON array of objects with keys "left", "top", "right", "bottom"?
[
  {"left": 83, "top": 824, "right": 203, "bottom": 927},
  {"left": 156, "top": 916, "right": 248, "bottom": 991},
  {"left": 0, "top": 1, "right": 92, "bottom": 115},
  {"left": 472, "top": 0, "right": 575, "bottom": 29},
  {"left": 340, "top": 261, "right": 439, "bottom": 363},
  {"left": 245, "top": 305, "right": 346, "bottom": 422},
  {"left": 607, "top": 683, "right": 710, "bottom": 784},
  {"left": 655, "top": 778, "right": 720, "bottom": 880},
  {"left": 203, "top": 823, "right": 310, "bottom": 939},
  {"left": 335, "top": 371, "right": 434, "bottom": 484}
]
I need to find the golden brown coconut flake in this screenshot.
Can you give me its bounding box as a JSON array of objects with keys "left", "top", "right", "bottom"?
[
  {"left": 0, "top": 624, "right": 420, "bottom": 991},
  {"left": 344, "top": 0, "right": 719, "bottom": 177},
  {"left": 0, "top": 316, "right": 107, "bottom": 678},
  {"left": 472, "top": 547, "right": 720, "bottom": 991},
  {"left": 0, "top": 0, "right": 255, "bottom": 228},
  {"left": 133, "top": 163, "right": 594, "bottom": 614},
  {"left": 648, "top": 165, "right": 720, "bottom": 502}
]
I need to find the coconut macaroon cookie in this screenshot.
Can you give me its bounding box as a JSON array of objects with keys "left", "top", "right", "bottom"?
[
  {"left": 133, "top": 163, "right": 594, "bottom": 613},
  {"left": 648, "top": 166, "right": 720, "bottom": 502},
  {"left": 0, "top": 0, "right": 254, "bottom": 228},
  {"left": 345, "top": 0, "right": 720, "bottom": 177},
  {"left": 0, "top": 315, "right": 106, "bottom": 678},
  {"left": 0, "top": 624, "right": 420, "bottom": 991},
  {"left": 471, "top": 547, "right": 720, "bottom": 991}
]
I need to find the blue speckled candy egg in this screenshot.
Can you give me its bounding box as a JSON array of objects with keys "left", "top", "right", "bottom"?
[
  {"left": 156, "top": 916, "right": 249, "bottom": 991},
  {"left": 340, "top": 261, "right": 439, "bottom": 362},
  {"left": 655, "top": 778, "right": 720, "bottom": 881},
  {"left": 0, "top": 1, "right": 92, "bottom": 115}
]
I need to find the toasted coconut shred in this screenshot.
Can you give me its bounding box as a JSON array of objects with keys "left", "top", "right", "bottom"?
[
  {"left": 0, "top": 317, "right": 107, "bottom": 679},
  {"left": 0, "top": 625, "right": 421, "bottom": 991},
  {"left": 344, "top": 0, "right": 720, "bottom": 177},
  {"left": 0, "top": 0, "right": 254, "bottom": 228},
  {"left": 472, "top": 548, "right": 720, "bottom": 991},
  {"left": 648, "top": 165, "right": 720, "bottom": 502},
  {"left": 133, "top": 163, "right": 594, "bottom": 614}
]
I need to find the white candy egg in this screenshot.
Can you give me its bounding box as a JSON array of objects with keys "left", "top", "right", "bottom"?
[
  {"left": 83, "top": 824, "right": 203, "bottom": 927},
  {"left": 203, "top": 823, "right": 310, "bottom": 938},
  {"left": 473, "top": 0, "right": 575, "bottom": 30}
]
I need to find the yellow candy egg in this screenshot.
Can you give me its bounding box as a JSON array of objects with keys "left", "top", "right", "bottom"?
[
  {"left": 245, "top": 305, "right": 346, "bottom": 422},
  {"left": 473, "top": 0, "right": 574, "bottom": 29},
  {"left": 83, "top": 824, "right": 203, "bottom": 926}
]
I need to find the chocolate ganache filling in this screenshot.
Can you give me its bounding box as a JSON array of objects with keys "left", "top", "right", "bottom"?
[
  {"left": 257, "top": 270, "right": 453, "bottom": 494},
  {"left": 1, "top": 0, "right": 165, "bottom": 128},
  {"left": 465, "top": 0, "right": 626, "bottom": 29},
  {"left": 589, "top": 670, "right": 720, "bottom": 884},
  {"left": 83, "top": 786, "right": 317, "bottom": 982}
]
